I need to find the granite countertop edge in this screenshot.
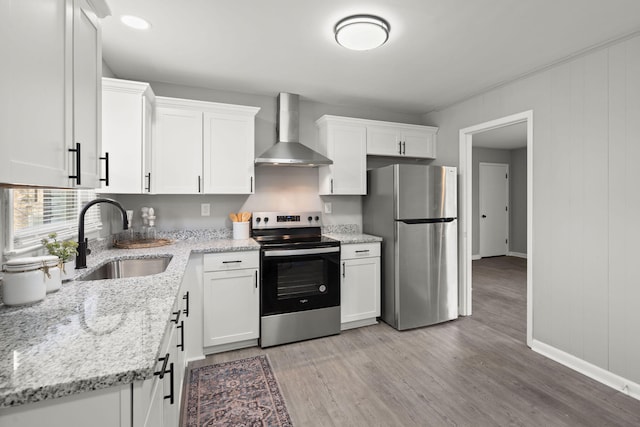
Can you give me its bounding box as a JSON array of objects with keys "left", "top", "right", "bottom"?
[{"left": 0, "top": 231, "right": 381, "bottom": 408}]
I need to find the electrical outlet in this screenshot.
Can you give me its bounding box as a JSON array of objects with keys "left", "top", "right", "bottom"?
[
  {"left": 201, "top": 203, "right": 210, "bottom": 216},
  {"left": 324, "top": 202, "right": 332, "bottom": 214}
]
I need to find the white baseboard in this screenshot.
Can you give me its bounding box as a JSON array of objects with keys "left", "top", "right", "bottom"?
[
  {"left": 532, "top": 339, "right": 640, "bottom": 401},
  {"left": 507, "top": 251, "right": 528, "bottom": 259},
  {"left": 472, "top": 254, "right": 481, "bottom": 260}
]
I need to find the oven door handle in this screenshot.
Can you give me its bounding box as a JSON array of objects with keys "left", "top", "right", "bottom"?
[{"left": 263, "top": 246, "right": 340, "bottom": 257}]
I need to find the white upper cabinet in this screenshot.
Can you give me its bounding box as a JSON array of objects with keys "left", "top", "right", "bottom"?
[
  {"left": 154, "top": 102, "right": 203, "bottom": 194},
  {"left": 101, "top": 78, "right": 155, "bottom": 194},
  {"left": 203, "top": 110, "right": 256, "bottom": 194},
  {"left": 316, "top": 115, "right": 367, "bottom": 195},
  {"left": 153, "top": 97, "right": 259, "bottom": 195},
  {"left": 367, "top": 123, "right": 437, "bottom": 159},
  {"left": 72, "top": 0, "right": 102, "bottom": 188},
  {"left": 0, "top": 0, "right": 108, "bottom": 188}
]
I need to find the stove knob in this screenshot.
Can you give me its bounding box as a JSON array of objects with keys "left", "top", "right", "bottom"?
[
  {"left": 307, "top": 216, "right": 312, "bottom": 222},
  {"left": 255, "top": 217, "right": 261, "bottom": 224},
  {"left": 315, "top": 216, "right": 320, "bottom": 221},
  {"left": 264, "top": 217, "right": 269, "bottom": 223}
]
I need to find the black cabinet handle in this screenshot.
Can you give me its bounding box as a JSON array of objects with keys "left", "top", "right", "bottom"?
[
  {"left": 342, "top": 262, "right": 346, "bottom": 278},
  {"left": 255, "top": 270, "right": 258, "bottom": 289},
  {"left": 198, "top": 175, "right": 201, "bottom": 193},
  {"left": 183, "top": 291, "right": 190, "bottom": 317},
  {"left": 222, "top": 260, "right": 242, "bottom": 264},
  {"left": 145, "top": 172, "right": 151, "bottom": 192},
  {"left": 330, "top": 179, "right": 334, "bottom": 194},
  {"left": 154, "top": 353, "right": 170, "bottom": 379},
  {"left": 482, "top": 214, "right": 487, "bottom": 218},
  {"left": 68, "top": 142, "right": 81, "bottom": 185},
  {"left": 402, "top": 141, "right": 406, "bottom": 155},
  {"left": 398, "top": 141, "right": 402, "bottom": 155},
  {"left": 176, "top": 320, "right": 184, "bottom": 351},
  {"left": 171, "top": 310, "right": 181, "bottom": 324},
  {"left": 99, "top": 152, "right": 109, "bottom": 186},
  {"left": 355, "top": 250, "right": 370, "bottom": 253},
  {"left": 164, "top": 362, "right": 175, "bottom": 404},
  {"left": 250, "top": 176, "right": 253, "bottom": 192}
]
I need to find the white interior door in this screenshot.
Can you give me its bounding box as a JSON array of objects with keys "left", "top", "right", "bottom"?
[{"left": 479, "top": 163, "right": 509, "bottom": 257}]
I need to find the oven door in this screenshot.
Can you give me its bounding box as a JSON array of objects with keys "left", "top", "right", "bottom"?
[{"left": 261, "top": 246, "right": 340, "bottom": 316}]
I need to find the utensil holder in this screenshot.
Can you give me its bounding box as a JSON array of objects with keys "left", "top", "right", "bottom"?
[{"left": 233, "top": 222, "right": 250, "bottom": 240}]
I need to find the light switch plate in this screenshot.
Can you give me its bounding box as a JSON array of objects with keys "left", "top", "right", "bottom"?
[
  {"left": 324, "top": 202, "right": 332, "bottom": 214},
  {"left": 201, "top": 203, "right": 211, "bottom": 216}
]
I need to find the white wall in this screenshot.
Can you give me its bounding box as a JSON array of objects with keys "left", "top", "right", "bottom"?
[
  {"left": 509, "top": 147, "right": 527, "bottom": 255},
  {"left": 424, "top": 34, "right": 640, "bottom": 386}
]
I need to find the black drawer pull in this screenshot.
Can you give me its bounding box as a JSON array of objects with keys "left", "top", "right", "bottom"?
[
  {"left": 355, "top": 250, "right": 370, "bottom": 253},
  {"left": 68, "top": 142, "right": 81, "bottom": 185},
  {"left": 164, "top": 362, "right": 175, "bottom": 404},
  {"left": 176, "top": 320, "right": 184, "bottom": 351},
  {"left": 222, "top": 260, "right": 242, "bottom": 264},
  {"left": 154, "top": 353, "right": 170, "bottom": 379},
  {"left": 99, "top": 152, "right": 109, "bottom": 186},
  {"left": 171, "top": 310, "right": 181, "bottom": 324},
  {"left": 183, "top": 291, "right": 190, "bottom": 317}
]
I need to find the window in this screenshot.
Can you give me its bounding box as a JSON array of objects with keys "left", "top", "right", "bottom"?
[{"left": 6, "top": 188, "right": 102, "bottom": 253}]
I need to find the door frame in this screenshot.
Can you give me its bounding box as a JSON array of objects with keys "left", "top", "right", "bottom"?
[
  {"left": 458, "top": 110, "right": 533, "bottom": 347},
  {"left": 479, "top": 162, "right": 509, "bottom": 258}
]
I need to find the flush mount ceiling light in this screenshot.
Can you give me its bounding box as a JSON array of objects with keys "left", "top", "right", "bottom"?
[
  {"left": 121, "top": 15, "right": 151, "bottom": 30},
  {"left": 334, "top": 14, "right": 390, "bottom": 51}
]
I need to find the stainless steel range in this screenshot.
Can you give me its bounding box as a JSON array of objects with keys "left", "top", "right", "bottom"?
[{"left": 252, "top": 211, "right": 341, "bottom": 348}]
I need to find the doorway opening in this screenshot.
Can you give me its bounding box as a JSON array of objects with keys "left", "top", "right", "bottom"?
[{"left": 458, "top": 111, "right": 533, "bottom": 347}]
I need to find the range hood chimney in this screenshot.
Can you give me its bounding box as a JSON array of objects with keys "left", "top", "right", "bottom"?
[{"left": 255, "top": 93, "right": 333, "bottom": 167}]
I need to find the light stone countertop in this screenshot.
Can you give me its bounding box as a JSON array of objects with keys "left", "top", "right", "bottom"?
[
  {"left": 0, "top": 230, "right": 380, "bottom": 408},
  {"left": 324, "top": 232, "right": 383, "bottom": 244},
  {"left": 0, "top": 237, "right": 259, "bottom": 408}
]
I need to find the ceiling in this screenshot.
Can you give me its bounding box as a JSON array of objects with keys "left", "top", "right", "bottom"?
[{"left": 101, "top": 0, "right": 640, "bottom": 116}]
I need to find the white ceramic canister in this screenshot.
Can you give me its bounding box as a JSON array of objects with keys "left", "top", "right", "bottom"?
[
  {"left": 232, "top": 221, "right": 250, "bottom": 240},
  {"left": 41, "top": 255, "right": 62, "bottom": 293},
  {"left": 1, "top": 257, "right": 49, "bottom": 306}
]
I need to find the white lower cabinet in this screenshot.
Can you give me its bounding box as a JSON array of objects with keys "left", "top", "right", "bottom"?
[
  {"left": 135, "top": 283, "right": 190, "bottom": 427},
  {"left": 203, "top": 251, "right": 259, "bottom": 353},
  {"left": 341, "top": 243, "right": 381, "bottom": 330}
]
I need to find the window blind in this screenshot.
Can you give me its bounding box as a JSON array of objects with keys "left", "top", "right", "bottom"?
[{"left": 10, "top": 189, "right": 102, "bottom": 250}]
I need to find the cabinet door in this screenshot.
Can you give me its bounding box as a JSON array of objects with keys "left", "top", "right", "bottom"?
[
  {"left": 0, "top": 0, "right": 68, "bottom": 187},
  {"left": 367, "top": 125, "right": 402, "bottom": 156},
  {"left": 341, "top": 257, "right": 381, "bottom": 325},
  {"left": 153, "top": 107, "right": 203, "bottom": 194},
  {"left": 73, "top": 0, "right": 101, "bottom": 188},
  {"left": 142, "top": 96, "right": 154, "bottom": 193},
  {"left": 319, "top": 123, "right": 366, "bottom": 195},
  {"left": 101, "top": 83, "right": 149, "bottom": 193},
  {"left": 203, "top": 112, "right": 254, "bottom": 194},
  {"left": 203, "top": 269, "right": 259, "bottom": 347},
  {"left": 402, "top": 128, "right": 436, "bottom": 159}
]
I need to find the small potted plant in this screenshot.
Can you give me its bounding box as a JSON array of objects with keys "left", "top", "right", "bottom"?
[{"left": 41, "top": 233, "right": 79, "bottom": 281}]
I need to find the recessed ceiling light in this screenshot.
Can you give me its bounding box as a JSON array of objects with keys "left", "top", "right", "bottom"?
[
  {"left": 121, "top": 15, "right": 151, "bottom": 30},
  {"left": 334, "top": 14, "right": 390, "bottom": 51}
]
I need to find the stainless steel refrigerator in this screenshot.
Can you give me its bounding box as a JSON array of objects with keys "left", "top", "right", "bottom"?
[{"left": 363, "top": 164, "right": 458, "bottom": 330}]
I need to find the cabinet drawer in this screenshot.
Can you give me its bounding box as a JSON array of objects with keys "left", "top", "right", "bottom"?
[
  {"left": 341, "top": 243, "right": 380, "bottom": 259},
  {"left": 204, "top": 251, "right": 259, "bottom": 271}
]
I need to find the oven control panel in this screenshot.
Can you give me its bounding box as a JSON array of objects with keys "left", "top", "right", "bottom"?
[{"left": 252, "top": 211, "right": 322, "bottom": 229}]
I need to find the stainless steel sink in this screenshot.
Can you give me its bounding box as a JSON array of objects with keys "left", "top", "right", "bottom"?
[{"left": 79, "top": 256, "right": 172, "bottom": 281}]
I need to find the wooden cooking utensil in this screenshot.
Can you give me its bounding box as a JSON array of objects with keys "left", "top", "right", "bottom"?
[
  {"left": 229, "top": 212, "right": 238, "bottom": 222},
  {"left": 241, "top": 212, "right": 251, "bottom": 222}
]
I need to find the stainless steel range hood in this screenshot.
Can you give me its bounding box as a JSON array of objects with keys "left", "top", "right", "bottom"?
[{"left": 255, "top": 93, "right": 333, "bottom": 166}]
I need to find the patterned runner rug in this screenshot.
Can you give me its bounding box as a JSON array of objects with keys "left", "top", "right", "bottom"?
[{"left": 184, "top": 355, "right": 293, "bottom": 426}]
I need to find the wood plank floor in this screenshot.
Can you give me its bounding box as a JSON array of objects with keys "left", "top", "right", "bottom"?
[{"left": 186, "top": 256, "right": 640, "bottom": 426}]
